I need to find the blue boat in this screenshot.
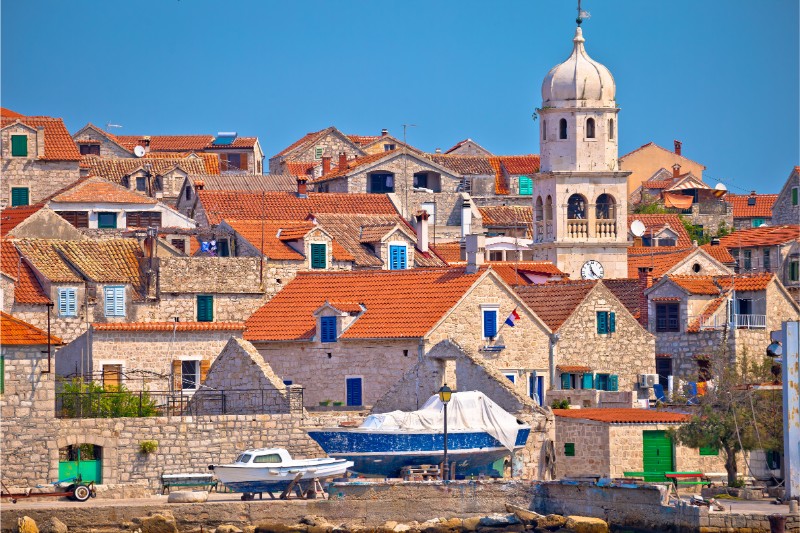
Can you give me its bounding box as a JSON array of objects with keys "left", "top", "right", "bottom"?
[{"left": 307, "top": 391, "right": 531, "bottom": 477}]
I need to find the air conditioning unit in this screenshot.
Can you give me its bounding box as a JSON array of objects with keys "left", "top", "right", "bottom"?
[{"left": 639, "top": 374, "right": 658, "bottom": 388}]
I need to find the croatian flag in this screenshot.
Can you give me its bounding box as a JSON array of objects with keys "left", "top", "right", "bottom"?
[{"left": 505, "top": 308, "right": 521, "bottom": 327}]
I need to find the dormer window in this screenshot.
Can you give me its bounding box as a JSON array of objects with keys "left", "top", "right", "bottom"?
[
  {"left": 389, "top": 244, "right": 407, "bottom": 270},
  {"left": 11, "top": 135, "right": 27, "bottom": 157},
  {"left": 320, "top": 316, "right": 337, "bottom": 343},
  {"left": 310, "top": 243, "right": 327, "bottom": 269}
]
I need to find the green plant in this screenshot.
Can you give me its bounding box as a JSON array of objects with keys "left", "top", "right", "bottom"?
[
  {"left": 59, "top": 378, "right": 159, "bottom": 418},
  {"left": 139, "top": 440, "right": 158, "bottom": 455},
  {"left": 551, "top": 399, "right": 570, "bottom": 409},
  {"left": 332, "top": 401, "right": 344, "bottom": 406},
  {"left": 319, "top": 400, "right": 331, "bottom": 406}
]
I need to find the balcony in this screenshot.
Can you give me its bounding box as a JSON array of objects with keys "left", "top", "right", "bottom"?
[
  {"left": 566, "top": 220, "right": 589, "bottom": 239},
  {"left": 733, "top": 314, "right": 766, "bottom": 329},
  {"left": 595, "top": 219, "right": 617, "bottom": 239},
  {"left": 687, "top": 314, "right": 766, "bottom": 331}
]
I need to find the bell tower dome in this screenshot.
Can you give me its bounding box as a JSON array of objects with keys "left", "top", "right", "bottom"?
[{"left": 538, "top": 26, "right": 619, "bottom": 173}]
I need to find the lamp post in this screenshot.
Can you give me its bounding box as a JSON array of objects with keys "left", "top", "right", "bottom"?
[{"left": 438, "top": 384, "right": 452, "bottom": 481}]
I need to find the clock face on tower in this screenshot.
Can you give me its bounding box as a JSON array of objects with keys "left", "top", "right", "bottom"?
[{"left": 581, "top": 260, "right": 605, "bottom": 280}]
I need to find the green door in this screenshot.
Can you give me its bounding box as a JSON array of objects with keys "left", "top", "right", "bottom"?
[
  {"left": 642, "top": 430, "right": 673, "bottom": 482},
  {"left": 58, "top": 445, "right": 102, "bottom": 484}
]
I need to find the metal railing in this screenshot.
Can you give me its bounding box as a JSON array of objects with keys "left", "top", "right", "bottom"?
[
  {"left": 733, "top": 314, "right": 766, "bottom": 329},
  {"left": 55, "top": 387, "right": 303, "bottom": 419},
  {"left": 686, "top": 314, "right": 766, "bottom": 331}
]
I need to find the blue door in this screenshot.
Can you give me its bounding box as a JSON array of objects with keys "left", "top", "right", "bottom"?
[
  {"left": 346, "top": 377, "right": 362, "bottom": 406},
  {"left": 529, "top": 374, "right": 544, "bottom": 406}
]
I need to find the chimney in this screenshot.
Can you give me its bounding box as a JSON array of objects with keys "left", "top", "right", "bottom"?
[
  {"left": 672, "top": 163, "right": 681, "bottom": 179},
  {"left": 322, "top": 155, "right": 331, "bottom": 175},
  {"left": 296, "top": 176, "right": 308, "bottom": 198},
  {"left": 36, "top": 126, "right": 45, "bottom": 158},
  {"left": 338, "top": 151, "right": 348, "bottom": 171},
  {"left": 415, "top": 210, "right": 429, "bottom": 253},
  {"left": 381, "top": 128, "right": 389, "bottom": 137},
  {"left": 637, "top": 267, "right": 653, "bottom": 329},
  {"left": 674, "top": 140, "right": 682, "bottom": 156},
  {"left": 461, "top": 198, "right": 473, "bottom": 238},
  {"left": 435, "top": 148, "right": 442, "bottom": 154},
  {"left": 142, "top": 136, "right": 151, "bottom": 153},
  {"left": 465, "top": 234, "right": 485, "bottom": 274},
  {"left": 710, "top": 237, "right": 720, "bottom": 246}
]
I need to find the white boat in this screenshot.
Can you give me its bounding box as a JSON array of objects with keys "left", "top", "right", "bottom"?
[{"left": 208, "top": 448, "right": 352, "bottom": 497}]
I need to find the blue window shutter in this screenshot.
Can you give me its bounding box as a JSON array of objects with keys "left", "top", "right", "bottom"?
[
  {"left": 399, "top": 246, "right": 407, "bottom": 269},
  {"left": 390, "top": 245, "right": 406, "bottom": 270},
  {"left": 67, "top": 289, "right": 76, "bottom": 316},
  {"left": 582, "top": 373, "right": 594, "bottom": 389},
  {"left": 114, "top": 287, "right": 125, "bottom": 316},
  {"left": 519, "top": 176, "right": 533, "bottom": 196},
  {"left": 609, "top": 375, "right": 619, "bottom": 391},
  {"left": 483, "top": 310, "right": 497, "bottom": 338},
  {"left": 58, "top": 289, "right": 68, "bottom": 316},
  {"left": 104, "top": 287, "right": 115, "bottom": 316},
  {"left": 321, "top": 316, "right": 336, "bottom": 342},
  {"left": 597, "top": 311, "right": 608, "bottom": 334},
  {"left": 561, "top": 373, "right": 571, "bottom": 390},
  {"left": 594, "top": 374, "right": 600, "bottom": 390},
  {"left": 346, "top": 377, "right": 362, "bottom": 406},
  {"left": 609, "top": 312, "right": 616, "bottom": 333}
]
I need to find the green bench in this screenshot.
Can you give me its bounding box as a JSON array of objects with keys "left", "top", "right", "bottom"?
[{"left": 161, "top": 473, "right": 218, "bottom": 494}]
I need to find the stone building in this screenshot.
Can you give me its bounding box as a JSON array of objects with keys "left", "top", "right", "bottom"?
[
  {"left": 725, "top": 192, "right": 779, "bottom": 230},
  {"left": 771, "top": 166, "right": 799, "bottom": 226},
  {"left": 515, "top": 279, "right": 656, "bottom": 405},
  {"left": 443, "top": 138, "right": 493, "bottom": 157},
  {"left": 1, "top": 109, "right": 81, "bottom": 208},
  {"left": 620, "top": 140, "right": 706, "bottom": 198},
  {"left": 553, "top": 408, "right": 728, "bottom": 479},
  {"left": 718, "top": 225, "right": 800, "bottom": 303},
  {"left": 244, "top": 267, "right": 553, "bottom": 408},
  {"left": 644, "top": 273, "right": 800, "bottom": 388},
  {"left": 175, "top": 173, "right": 296, "bottom": 217}
]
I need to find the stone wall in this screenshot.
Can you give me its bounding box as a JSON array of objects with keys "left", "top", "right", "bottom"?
[
  {"left": 270, "top": 131, "right": 362, "bottom": 174},
  {"left": 158, "top": 257, "right": 263, "bottom": 293},
  {"left": 555, "top": 417, "right": 610, "bottom": 477},
  {"left": 73, "top": 128, "right": 133, "bottom": 158},
  {"left": 772, "top": 170, "right": 799, "bottom": 225}
]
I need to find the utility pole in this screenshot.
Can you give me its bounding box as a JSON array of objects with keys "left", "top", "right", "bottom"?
[{"left": 402, "top": 124, "right": 416, "bottom": 219}]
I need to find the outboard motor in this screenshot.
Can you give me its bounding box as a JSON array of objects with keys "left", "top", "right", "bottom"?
[{"left": 208, "top": 464, "right": 215, "bottom": 471}]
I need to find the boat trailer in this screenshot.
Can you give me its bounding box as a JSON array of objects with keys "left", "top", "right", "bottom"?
[{"left": 1, "top": 475, "right": 96, "bottom": 503}]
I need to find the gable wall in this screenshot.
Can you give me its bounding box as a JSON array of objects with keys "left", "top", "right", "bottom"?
[
  {"left": 73, "top": 129, "right": 133, "bottom": 158},
  {"left": 620, "top": 146, "right": 705, "bottom": 196},
  {"left": 772, "top": 170, "right": 799, "bottom": 225}
]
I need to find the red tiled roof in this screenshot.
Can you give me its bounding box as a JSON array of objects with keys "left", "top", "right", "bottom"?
[
  {"left": 225, "top": 219, "right": 309, "bottom": 260},
  {"left": 666, "top": 273, "right": 774, "bottom": 296},
  {"left": 0, "top": 240, "right": 50, "bottom": 304},
  {"left": 81, "top": 157, "right": 211, "bottom": 186},
  {"left": 489, "top": 262, "right": 566, "bottom": 287},
  {"left": 210, "top": 137, "right": 258, "bottom": 149},
  {"left": 347, "top": 135, "right": 381, "bottom": 146},
  {"left": 0, "top": 204, "right": 45, "bottom": 237},
  {"left": 556, "top": 365, "right": 591, "bottom": 373},
  {"left": 431, "top": 242, "right": 462, "bottom": 264},
  {"left": 425, "top": 154, "right": 494, "bottom": 175},
  {"left": 726, "top": 194, "right": 778, "bottom": 218},
  {"left": 245, "top": 267, "right": 485, "bottom": 341},
  {"left": 496, "top": 155, "right": 540, "bottom": 175},
  {"left": 627, "top": 214, "right": 692, "bottom": 247},
  {"left": 286, "top": 161, "right": 316, "bottom": 177},
  {"left": 193, "top": 174, "right": 296, "bottom": 192},
  {"left": 479, "top": 206, "right": 533, "bottom": 228},
  {"left": 668, "top": 275, "right": 722, "bottom": 295},
  {"left": 274, "top": 129, "right": 327, "bottom": 158},
  {"left": 115, "top": 135, "right": 214, "bottom": 152},
  {"left": 92, "top": 322, "right": 245, "bottom": 332},
  {"left": 142, "top": 152, "right": 220, "bottom": 175},
  {"left": 643, "top": 180, "right": 674, "bottom": 190},
  {"left": 603, "top": 278, "right": 642, "bottom": 318},
  {"left": 1, "top": 107, "right": 25, "bottom": 118},
  {"left": 688, "top": 296, "right": 727, "bottom": 332},
  {"left": 627, "top": 248, "right": 693, "bottom": 278},
  {"left": 554, "top": 408, "right": 690, "bottom": 424},
  {"left": 718, "top": 225, "right": 800, "bottom": 248},
  {"left": 717, "top": 272, "right": 774, "bottom": 292},
  {"left": 49, "top": 176, "right": 157, "bottom": 204},
  {"left": 514, "top": 280, "right": 597, "bottom": 331},
  {"left": 198, "top": 191, "right": 400, "bottom": 225},
  {"left": 313, "top": 151, "right": 396, "bottom": 182},
  {"left": 1, "top": 312, "right": 63, "bottom": 345},
  {"left": 1, "top": 116, "right": 81, "bottom": 161},
  {"left": 699, "top": 243, "right": 736, "bottom": 264}
]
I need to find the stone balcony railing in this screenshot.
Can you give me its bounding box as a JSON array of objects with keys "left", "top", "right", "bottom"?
[
  {"left": 566, "top": 219, "right": 589, "bottom": 239},
  {"left": 595, "top": 219, "right": 617, "bottom": 238}
]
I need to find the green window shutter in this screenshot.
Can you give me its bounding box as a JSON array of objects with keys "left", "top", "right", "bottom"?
[
  {"left": 609, "top": 312, "right": 616, "bottom": 333},
  {"left": 518, "top": 176, "right": 533, "bottom": 196},
  {"left": 609, "top": 375, "right": 619, "bottom": 392},
  {"left": 791, "top": 261, "right": 799, "bottom": 282},
  {"left": 97, "top": 213, "right": 117, "bottom": 229},
  {"left": 10, "top": 188, "right": 29, "bottom": 206},
  {"left": 793, "top": 187, "right": 799, "bottom": 206},
  {"left": 564, "top": 443, "right": 575, "bottom": 457},
  {"left": 597, "top": 311, "right": 608, "bottom": 334},
  {"left": 197, "top": 295, "right": 213, "bottom": 322},
  {"left": 699, "top": 446, "right": 719, "bottom": 456},
  {"left": 561, "top": 373, "right": 571, "bottom": 390},
  {"left": 310, "top": 243, "right": 326, "bottom": 269},
  {"left": 582, "top": 373, "right": 594, "bottom": 389},
  {"left": 594, "top": 373, "right": 601, "bottom": 390},
  {"left": 11, "top": 135, "right": 27, "bottom": 157}
]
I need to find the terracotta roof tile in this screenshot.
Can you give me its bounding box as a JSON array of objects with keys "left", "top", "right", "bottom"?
[
  {"left": 198, "top": 191, "right": 400, "bottom": 225},
  {"left": 556, "top": 365, "right": 592, "bottom": 373},
  {"left": 274, "top": 129, "right": 327, "bottom": 158},
  {"left": 313, "top": 151, "right": 396, "bottom": 182},
  {"left": 718, "top": 225, "right": 800, "bottom": 248},
  {"left": 1, "top": 115, "right": 81, "bottom": 161},
  {"left": 489, "top": 262, "right": 566, "bottom": 287},
  {"left": 225, "top": 219, "right": 309, "bottom": 260},
  {"left": 49, "top": 176, "right": 157, "bottom": 204},
  {"left": 0, "top": 107, "right": 25, "bottom": 118},
  {"left": 665, "top": 273, "right": 773, "bottom": 296},
  {"left": 0, "top": 240, "right": 50, "bottom": 304},
  {"left": 211, "top": 137, "right": 257, "bottom": 149},
  {"left": 627, "top": 214, "right": 692, "bottom": 247},
  {"left": 699, "top": 243, "right": 736, "bottom": 264},
  {"left": 425, "top": 154, "right": 495, "bottom": 175},
  {"left": 1, "top": 204, "right": 45, "bottom": 237},
  {"left": 347, "top": 135, "right": 381, "bottom": 146},
  {"left": 716, "top": 272, "right": 774, "bottom": 292},
  {"left": 668, "top": 275, "right": 722, "bottom": 295},
  {"left": 553, "top": 408, "right": 690, "bottom": 424},
  {"left": 1, "top": 312, "right": 63, "bottom": 345},
  {"left": 82, "top": 156, "right": 210, "bottom": 185},
  {"left": 244, "top": 267, "right": 485, "bottom": 341},
  {"left": 514, "top": 280, "right": 597, "bottom": 331},
  {"left": 726, "top": 194, "right": 779, "bottom": 218},
  {"left": 688, "top": 296, "right": 727, "bottom": 332},
  {"left": 115, "top": 135, "right": 214, "bottom": 152},
  {"left": 193, "top": 174, "right": 296, "bottom": 192},
  {"left": 603, "top": 278, "right": 642, "bottom": 318},
  {"left": 143, "top": 152, "right": 220, "bottom": 174},
  {"left": 358, "top": 223, "right": 400, "bottom": 243},
  {"left": 642, "top": 180, "right": 674, "bottom": 190},
  {"left": 496, "top": 155, "right": 540, "bottom": 175},
  {"left": 286, "top": 161, "right": 316, "bottom": 177},
  {"left": 627, "top": 247, "right": 693, "bottom": 278},
  {"left": 479, "top": 206, "right": 533, "bottom": 228},
  {"left": 431, "top": 242, "right": 462, "bottom": 264},
  {"left": 92, "top": 321, "right": 245, "bottom": 332}
]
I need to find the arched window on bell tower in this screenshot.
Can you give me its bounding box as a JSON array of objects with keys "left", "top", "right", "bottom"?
[
  {"left": 586, "top": 118, "right": 595, "bottom": 139},
  {"left": 595, "top": 193, "right": 616, "bottom": 220},
  {"left": 567, "top": 193, "right": 587, "bottom": 219},
  {"left": 559, "top": 118, "right": 568, "bottom": 139}
]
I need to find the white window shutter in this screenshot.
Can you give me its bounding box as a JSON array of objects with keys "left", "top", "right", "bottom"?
[
  {"left": 67, "top": 289, "right": 76, "bottom": 316},
  {"left": 58, "top": 289, "right": 68, "bottom": 315},
  {"left": 115, "top": 287, "right": 125, "bottom": 316},
  {"left": 105, "top": 287, "right": 115, "bottom": 316}
]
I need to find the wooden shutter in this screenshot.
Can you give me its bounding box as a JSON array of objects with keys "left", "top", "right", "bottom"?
[
  {"left": 609, "top": 312, "right": 616, "bottom": 333},
  {"left": 608, "top": 375, "right": 619, "bottom": 391},
  {"left": 102, "top": 364, "right": 122, "bottom": 390},
  {"left": 483, "top": 310, "right": 497, "bottom": 338},
  {"left": 199, "top": 359, "right": 211, "bottom": 383},
  {"left": 582, "top": 373, "right": 594, "bottom": 389},
  {"left": 58, "top": 288, "right": 69, "bottom": 316},
  {"left": 197, "top": 295, "right": 213, "bottom": 322},
  {"left": 172, "top": 360, "right": 182, "bottom": 391},
  {"left": 11, "top": 135, "right": 27, "bottom": 157},
  {"left": 10, "top": 188, "right": 29, "bottom": 206},
  {"left": 597, "top": 311, "right": 607, "bottom": 334},
  {"left": 239, "top": 153, "right": 248, "bottom": 171},
  {"left": 126, "top": 212, "right": 140, "bottom": 228},
  {"left": 311, "top": 244, "right": 326, "bottom": 269},
  {"left": 560, "top": 373, "right": 571, "bottom": 390}
]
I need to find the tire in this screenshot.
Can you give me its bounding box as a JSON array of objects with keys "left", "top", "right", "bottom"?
[{"left": 72, "top": 484, "right": 91, "bottom": 502}]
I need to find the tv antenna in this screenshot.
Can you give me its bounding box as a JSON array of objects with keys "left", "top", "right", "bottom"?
[
  {"left": 576, "top": 0, "right": 591, "bottom": 25},
  {"left": 106, "top": 122, "right": 123, "bottom": 130}
]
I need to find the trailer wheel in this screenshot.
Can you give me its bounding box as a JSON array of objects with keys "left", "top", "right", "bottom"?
[{"left": 72, "top": 484, "right": 91, "bottom": 502}]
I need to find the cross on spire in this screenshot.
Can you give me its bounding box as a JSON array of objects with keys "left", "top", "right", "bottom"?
[{"left": 576, "top": 0, "right": 590, "bottom": 26}]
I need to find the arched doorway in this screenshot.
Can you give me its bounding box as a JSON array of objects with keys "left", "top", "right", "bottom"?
[{"left": 59, "top": 444, "right": 102, "bottom": 483}]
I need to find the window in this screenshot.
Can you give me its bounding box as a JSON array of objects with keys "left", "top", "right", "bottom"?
[
  {"left": 790, "top": 260, "right": 799, "bottom": 282},
  {"left": 413, "top": 172, "right": 428, "bottom": 189},
  {"left": 218, "top": 239, "right": 230, "bottom": 257},
  {"left": 57, "top": 288, "right": 77, "bottom": 317},
  {"left": 518, "top": 176, "right": 533, "bottom": 196},
  {"left": 567, "top": 194, "right": 587, "bottom": 219},
  {"left": 793, "top": 187, "right": 799, "bottom": 206},
  {"left": 735, "top": 298, "right": 753, "bottom": 316},
  {"left": 126, "top": 211, "right": 162, "bottom": 228},
  {"left": 697, "top": 358, "right": 711, "bottom": 382},
  {"left": 657, "top": 238, "right": 676, "bottom": 247},
  {"left": 542, "top": 120, "right": 547, "bottom": 141},
  {"left": 596, "top": 311, "right": 616, "bottom": 334},
  {"left": 135, "top": 177, "right": 147, "bottom": 191},
  {"left": 79, "top": 144, "right": 100, "bottom": 156},
  {"left": 504, "top": 373, "right": 516, "bottom": 384},
  {"left": 608, "top": 118, "right": 614, "bottom": 140},
  {"left": 763, "top": 249, "right": 771, "bottom": 271},
  {"left": 320, "top": 316, "right": 337, "bottom": 343},
  {"left": 253, "top": 454, "right": 282, "bottom": 463},
  {"left": 104, "top": 286, "right": 125, "bottom": 317},
  {"left": 314, "top": 147, "right": 324, "bottom": 159},
  {"left": 384, "top": 143, "right": 396, "bottom": 151},
  {"left": 170, "top": 238, "right": 186, "bottom": 253},
  {"left": 10, "top": 187, "right": 29, "bottom": 207},
  {"left": 346, "top": 377, "right": 363, "bottom": 406},
  {"left": 57, "top": 211, "right": 89, "bottom": 228},
  {"left": 482, "top": 309, "right": 498, "bottom": 339},
  {"left": 489, "top": 250, "right": 503, "bottom": 261},
  {"left": 310, "top": 243, "right": 326, "bottom": 269},
  {"left": 529, "top": 374, "right": 544, "bottom": 406},
  {"left": 699, "top": 446, "right": 719, "bottom": 456},
  {"left": 586, "top": 118, "right": 595, "bottom": 138},
  {"left": 389, "top": 244, "right": 407, "bottom": 270},
  {"left": 102, "top": 364, "right": 122, "bottom": 390},
  {"left": 656, "top": 357, "right": 672, "bottom": 388},
  {"left": 594, "top": 373, "right": 618, "bottom": 391},
  {"left": 559, "top": 118, "right": 567, "bottom": 139},
  {"left": 751, "top": 218, "right": 765, "bottom": 228},
  {"left": 564, "top": 443, "right": 575, "bottom": 456},
  {"left": 766, "top": 450, "right": 781, "bottom": 470},
  {"left": 560, "top": 373, "right": 581, "bottom": 390},
  {"left": 655, "top": 303, "right": 679, "bottom": 332},
  {"left": 97, "top": 212, "right": 117, "bottom": 229},
  {"left": 221, "top": 152, "right": 246, "bottom": 172},
  {"left": 197, "top": 295, "right": 214, "bottom": 322},
  {"left": 595, "top": 193, "right": 615, "bottom": 219},
  {"left": 11, "top": 135, "right": 27, "bottom": 157},
  {"left": 369, "top": 173, "right": 394, "bottom": 193},
  {"left": 181, "top": 360, "right": 199, "bottom": 391},
  {"left": 743, "top": 250, "right": 752, "bottom": 271},
  {"left": 185, "top": 186, "right": 192, "bottom": 201}
]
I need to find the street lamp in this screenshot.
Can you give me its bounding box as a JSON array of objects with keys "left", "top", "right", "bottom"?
[{"left": 438, "top": 384, "right": 453, "bottom": 481}]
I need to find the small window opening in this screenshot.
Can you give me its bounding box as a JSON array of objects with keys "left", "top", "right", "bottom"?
[
  {"left": 586, "top": 118, "right": 595, "bottom": 139},
  {"left": 608, "top": 119, "right": 614, "bottom": 140},
  {"left": 692, "top": 263, "right": 701, "bottom": 273},
  {"left": 559, "top": 118, "right": 568, "bottom": 140}
]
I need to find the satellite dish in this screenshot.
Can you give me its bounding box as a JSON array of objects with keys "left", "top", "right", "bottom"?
[
  {"left": 134, "top": 145, "right": 146, "bottom": 158},
  {"left": 630, "top": 219, "right": 646, "bottom": 237}
]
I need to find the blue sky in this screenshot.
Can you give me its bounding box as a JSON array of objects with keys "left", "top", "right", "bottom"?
[{"left": 2, "top": 0, "right": 798, "bottom": 194}]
